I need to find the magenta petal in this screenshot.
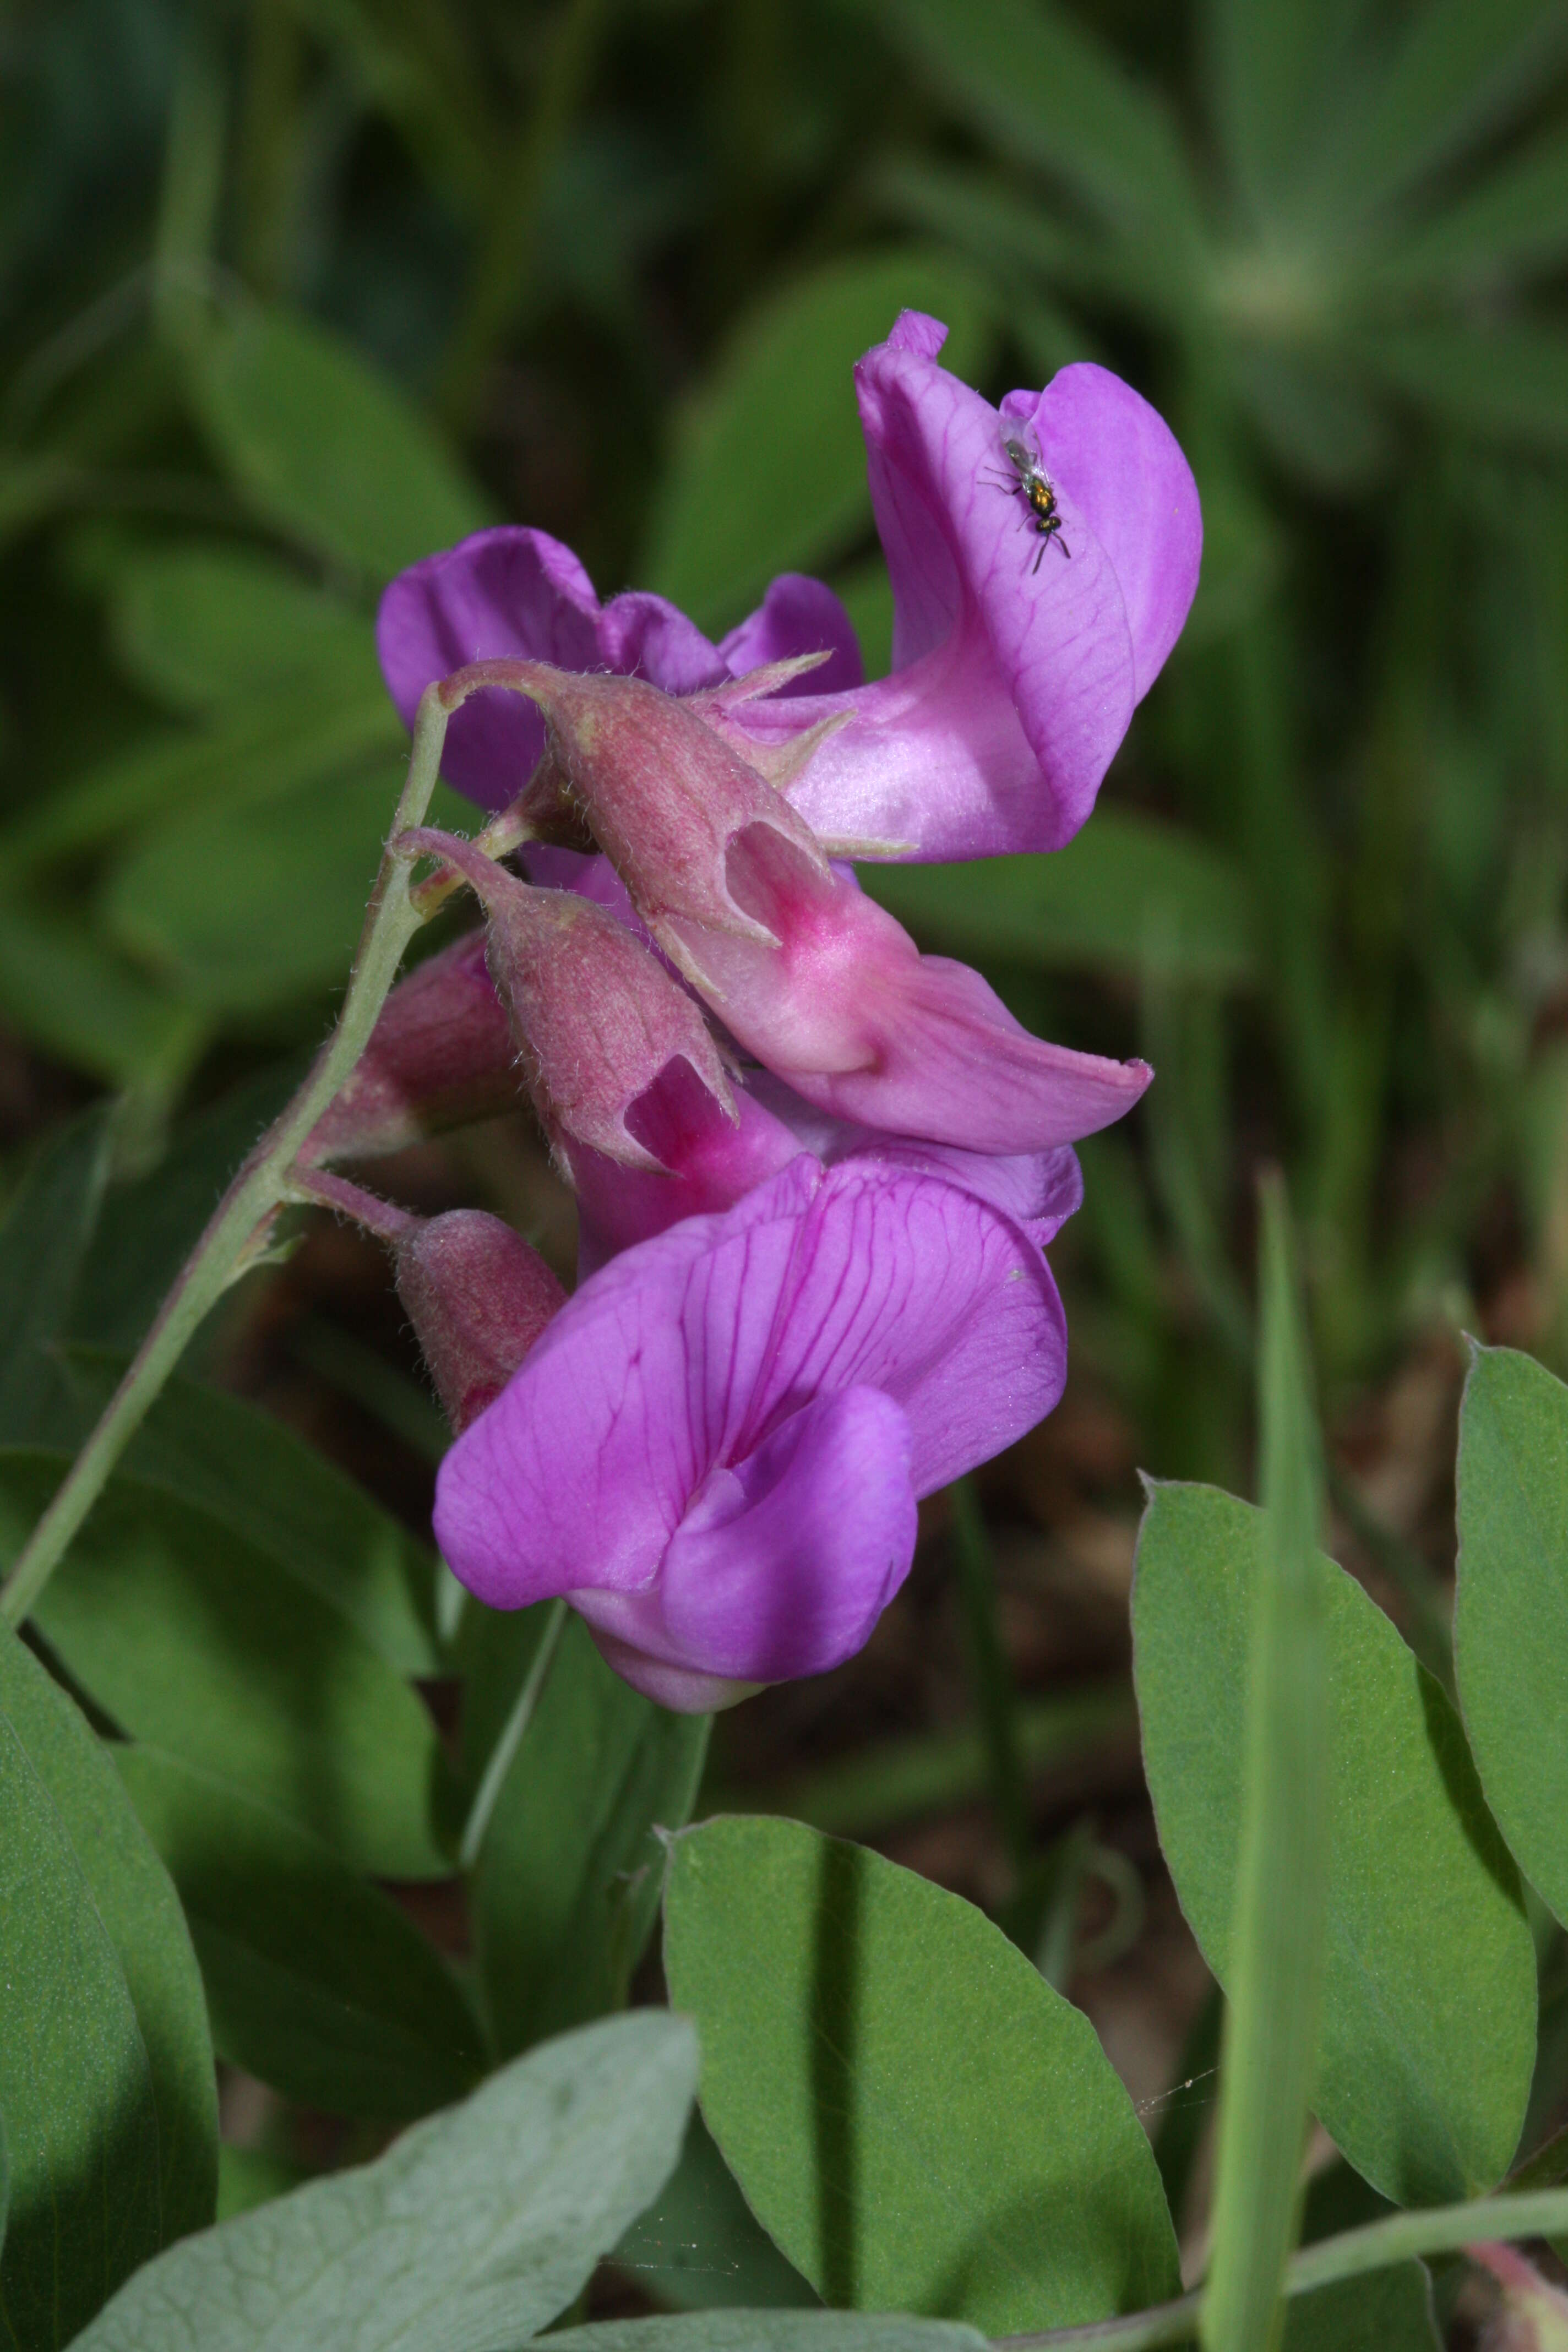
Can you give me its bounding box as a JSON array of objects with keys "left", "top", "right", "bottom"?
[
  {"left": 573, "top": 1061, "right": 804, "bottom": 1275},
  {"left": 432, "top": 1157, "right": 1066, "bottom": 1663},
  {"left": 718, "top": 575, "right": 864, "bottom": 695},
  {"left": 885, "top": 308, "right": 949, "bottom": 361},
  {"left": 740, "top": 1070, "right": 1084, "bottom": 1244},
  {"left": 377, "top": 527, "right": 601, "bottom": 811},
  {"left": 724, "top": 340, "right": 1136, "bottom": 854},
  {"left": 376, "top": 531, "right": 732, "bottom": 812},
  {"left": 787, "top": 952, "right": 1151, "bottom": 1152},
  {"left": 723, "top": 335, "right": 1200, "bottom": 858},
  {"left": 432, "top": 1161, "right": 825, "bottom": 1610},
  {"left": 835, "top": 1133, "right": 1082, "bottom": 1245},
  {"left": 861, "top": 335, "right": 1137, "bottom": 849},
  {"left": 596, "top": 591, "right": 730, "bottom": 694},
  {"left": 734, "top": 1159, "right": 1068, "bottom": 1494},
  {"left": 1012, "top": 364, "right": 1201, "bottom": 702},
  {"left": 573, "top": 1387, "right": 916, "bottom": 1685}
]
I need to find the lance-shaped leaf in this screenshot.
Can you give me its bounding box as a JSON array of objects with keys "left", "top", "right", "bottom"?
[
  {"left": 0, "top": 1622, "right": 216, "bottom": 2346},
  {"left": 1134, "top": 1482, "right": 1534, "bottom": 2206},
  {"left": 116, "top": 1746, "right": 484, "bottom": 2120},
  {"left": 0, "top": 1453, "right": 451, "bottom": 1880},
  {"left": 1202, "top": 1177, "right": 1330, "bottom": 2352},
  {"left": 1455, "top": 1344, "right": 1568, "bottom": 1930},
  {"left": 73, "top": 2012, "right": 696, "bottom": 2352}
]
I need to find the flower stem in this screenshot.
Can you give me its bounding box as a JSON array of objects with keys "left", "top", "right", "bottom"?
[
  {"left": 993, "top": 2186, "right": 1568, "bottom": 2350},
  {"left": 0, "top": 682, "right": 454, "bottom": 1628},
  {"left": 287, "top": 1166, "right": 420, "bottom": 1246},
  {"left": 950, "top": 1477, "right": 1031, "bottom": 1879},
  {"left": 458, "top": 1599, "right": 569, "bottom": 1870}
]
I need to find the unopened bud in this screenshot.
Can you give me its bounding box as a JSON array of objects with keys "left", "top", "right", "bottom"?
[
  {"left": 304, "top": 930, "right": 518, "bottom": 1166},
  {"left": 396, "top": 829, "right": 735, "bottom": 1176},
  {"left": 438, "top": 660, "right": 836, "bottom": 991},
  {"left": 395, "top": 1210, "right": 565, "bottom": 1434}
]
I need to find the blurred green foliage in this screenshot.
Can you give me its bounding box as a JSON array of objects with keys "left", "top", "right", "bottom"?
[{"left": 5, "top": 0, "right": 1568, "bottom": 1480}]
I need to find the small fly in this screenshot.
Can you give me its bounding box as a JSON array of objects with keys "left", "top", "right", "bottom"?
[{"left": 986, "top": 422, "right": 1071, "bottom": 571}]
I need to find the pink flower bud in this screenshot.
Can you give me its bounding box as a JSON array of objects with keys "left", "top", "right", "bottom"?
[
  {"left": 438, "top": 661, "right": 835, "bottom": 988},
  {"left": 395, "top": 1210, "right": 565, "bottom": 1434},
  {"left": 1469, "top": 2244, "right": 1568, "bottom": 2351},
  {"left": 420, "top": 666, "right": 1148, "bottom": 1156},
  {"left": 396, "top": 828, "right": 736, "bottom": 1177},
  {"left": 303, "top": 929, "right": 518, "bottom": 1166}
]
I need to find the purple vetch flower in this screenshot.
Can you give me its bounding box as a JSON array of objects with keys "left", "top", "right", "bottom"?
[
  {"left": 415, "top": 658, "right": 1152, "bottom": 1158},
  {"left": 570, "top": 1054, "right": 1083, "bottom": 1277},
  {"left": 377, "top": 315, "right": 1200, "bottom": 860},
  {"left": 721, "top": 312, "right": 1203, "bottom": 858},
  {"left": 379, "top": 538, "right": 862, "bottom": 816},
  {"left": 304, "top": 928, "right": 519, "bottom": 1166},
  {"left": 395, "top": 1210, "right": 567, "bottom": 1434},
  {"left": 432, "top": 1155, "right": 1067, "bottom": 1711},
  {"left": 393, "top": 825, "right": 741, "bottom": 1180}
]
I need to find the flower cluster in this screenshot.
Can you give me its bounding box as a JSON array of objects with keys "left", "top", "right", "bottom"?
[{"left": 323, "top": 312, "right": 1200, "bottom": 1709}]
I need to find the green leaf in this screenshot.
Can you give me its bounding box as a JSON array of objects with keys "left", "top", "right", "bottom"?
[
  {"left": 549, "top": 2321, "right": 986, "bottom": 2352},
  {"left": 662, "top": 1815, "right": 1179, "bottom": 2332},
  {"left": 0, "top": 901, "right": 199, "bottom": 1090},
  {"left": 116, "top": 1746, "right": 484, "bottom": 2120},
  {"left": 0, "top": 1620, "right": 216, "bottom": 2346},
  {"left": 104, "top": 762, "right": 398, "bottom": 1012},
  {"left": 862, "top": 814, "right": 1256, "bottom": 988},
  {"left": 1359, "top": 324, "right": 1568, "bottom": 456},
  {"left": 189, "top": 304, "right": 491, "bottom": 584},
  {"left": 1377, "top": 124, "right": 1568, "bottom": 293},
  {"left": 1133, "top": 1481, "right": 1536, "bottom": 2204},
  {"left": 1, "top": 676, "right": 404, "bottom": 869},
  {"left": 110, "top": 544, "right": 378, "bottom": 715},
  {"left": 613, "top": 2112, "right": 819, "bottom": 2312},
  {"left": 1330, "top": 0, "right": 1568, "bottom": 220},
  {"left": 644, "top": 252, "right": 993, "bottom": 632},
  {"left": 0, "top": 1107, "right": 112, "bottom": 1445},
  {"left": 873, "top": 0, "right": 1203, "bottom": 269},
  {"left": 1201, "top": 0, "right": 1369, "bottom": 228},
  {"left": 73, "top": 2011, "right": 697, "bottom": 2352},
  {"left": 62, "top": 1353, "right": 438, "bottom": 1676},
  {"left": 71, "top": 1062, "right": 305, "bottom": 1353},
  {"left": 1203, "top": 1176, "right": 1329, "bottom": 2352},
  {"left": 868, "top": 157, "right": 1172, "bottom": 322},
  {"left": 1283, "top": 2164, "right": 1440, "bottom": 2352},
  {"left": 472, "top": 1611, "right": 710, "bottom": 2053},
  {"left": 1455, "top": 1345, "right": 1568, "bottom": 1932},
  {"left": 0, "top": 1455, "right": 452, "bottom": 1880}
]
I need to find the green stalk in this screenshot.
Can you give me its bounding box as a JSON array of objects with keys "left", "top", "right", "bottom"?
[
  {"left": 1202, "top": 1174, "right": 1330, "bottom": 2352},
  {"left": 0, "top": 684, "right": 454, "bottom": 1628},
  {"left": 153, "top": 12, "right": 226, "bottom": 348},
  {"left": 436, "top": 0, "right": 613, "bottom": 431},
  {"left": 458, "top": 1600, "right": 569, "bottom": 1870},
  {"left": 993, "top": 2185, "right": 1568, "bottom": 2350},
  {"left": 950, "top": 1477, "right": 1032, "bottom": 1876}
]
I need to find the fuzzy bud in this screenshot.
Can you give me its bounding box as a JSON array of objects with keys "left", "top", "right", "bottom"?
[
  {"left": 1471, "top": 2244, "right": 1568, "bottom": 2351},
  {"left": 395, "top": 1210, "right": 565, "bottom": 1435},
  {"left": 396, "top": 828, "right": 736, "bottom": 1176},
  {"left": 438, "top": 660, "right": 837, "bottom": 990},
  {"left": 303, "top": 930, "right": 518, "bottom": 1166}
]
